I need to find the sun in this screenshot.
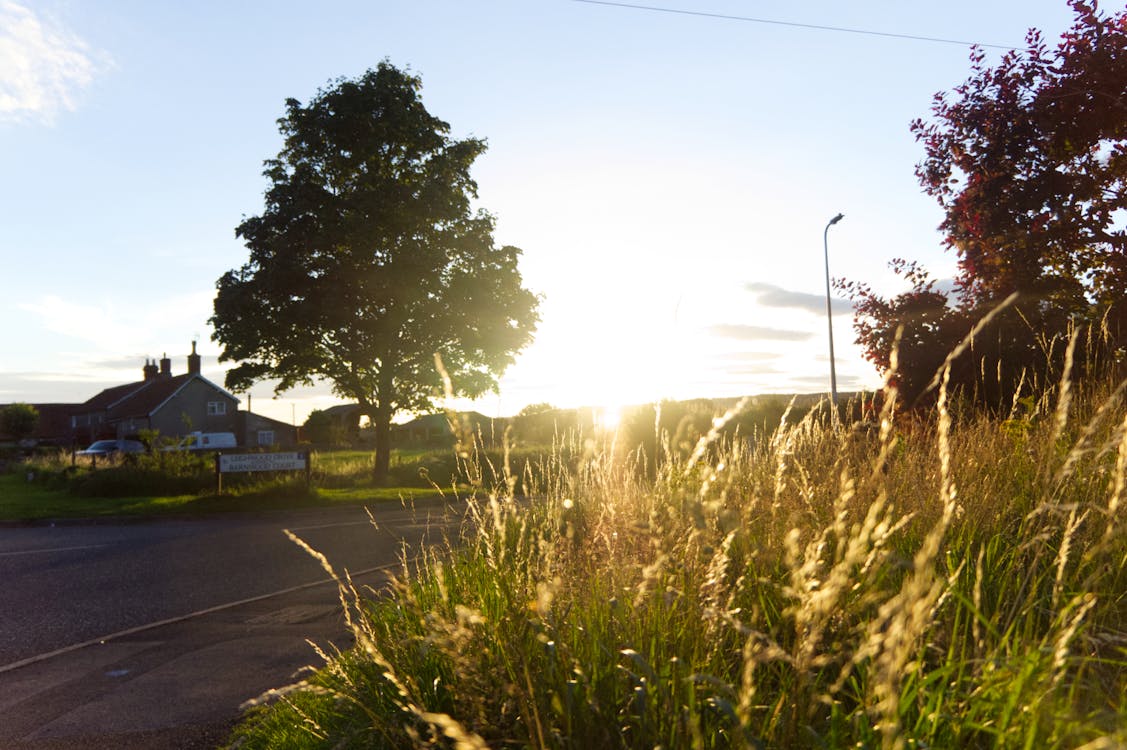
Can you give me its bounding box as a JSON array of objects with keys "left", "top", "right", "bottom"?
[{"left": 598, "top": 404, "right": 623, "bottom": 432}]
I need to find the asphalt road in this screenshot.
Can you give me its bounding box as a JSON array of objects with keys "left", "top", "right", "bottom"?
[
  {"left": 0, "top": 498, "right": 466, "bottom": 748},
  {"left": 0, "top": 499, "right": 461, "bottom": 666}
]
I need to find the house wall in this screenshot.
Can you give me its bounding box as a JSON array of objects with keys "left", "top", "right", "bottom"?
[
  {"left": 148, "top": 380, "right": 238, "bottom": 439},
  {"left": 242, "top": 412, "right": 298, "bottom": 449},
  {"left": 73, "top": 412, "right": 109, "bottom": 441},
  {"left": 116, "top": 415, "right": 153, "bottom": 439}
]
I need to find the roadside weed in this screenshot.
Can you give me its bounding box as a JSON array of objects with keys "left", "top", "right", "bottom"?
[{"left": 230, "top": 364, "right": 1127, "bottom": 749}]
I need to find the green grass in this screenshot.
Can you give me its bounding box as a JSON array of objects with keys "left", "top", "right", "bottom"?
[
  {"left": 0, "top": 472, "right": 146, "bottom": 520},
  {"left": 0, "top": 448, "right": 452, "bottom": 521},
  {"left": 227, "top": 366, "right": 1127, "bottom": 749},
  {"left": 0, "top": 471, "right": 442, "bottom": 521}
]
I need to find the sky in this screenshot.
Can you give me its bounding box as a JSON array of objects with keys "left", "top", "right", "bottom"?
[{"left": 0, "top": 0, "right": 1080, "bottom": 426}]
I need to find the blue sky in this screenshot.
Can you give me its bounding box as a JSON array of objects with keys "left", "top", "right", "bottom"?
[{"left": 0, "top": 0, "right": 1078, "bottom": 425}]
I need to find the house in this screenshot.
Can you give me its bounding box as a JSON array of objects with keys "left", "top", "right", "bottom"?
[
  {"left": 320, "top": 403, "right": 365, "bottom": 440},
  {"left": 235, "top": 410, "right": 299, "bottom": 450},
  {"left": 5, "top": 343, "right": 300, "bottom": 450},
  {"left": 67, "top": 342, "right": 298, "bottom": 449},
  {"left": 70, "top": 343, "right": 238, "bottom": 444},
  {"left": 392, "top": 411, "right": 499, "bottom": 447}
]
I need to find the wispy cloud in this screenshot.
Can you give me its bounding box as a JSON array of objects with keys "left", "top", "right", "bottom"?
[
  {"left": 787, "top": 373, "right": 873, "bottom": 391},
  {"left": 0, "top": 1, "right": 109, "bottom": 124},
  {"left": 0, "top": 370, "right": 119, "bottom": 403},
  {"left": 18, "top": 290, "right": 215, "bottom": 354},
  {"left": 727, "top": 364, "right": 782, "bottom": 377},
  {"left": 708, "top": 351, "right": 784, "bottom": 363},
  {"left": 746, "top": 282, "right": 852, "bottom": 315},
  {"left": 21, "top": 295, "right": 142, "bottom": 348},
  {"left": 709, "top": 323, "right": 814, "bottom": 342}
]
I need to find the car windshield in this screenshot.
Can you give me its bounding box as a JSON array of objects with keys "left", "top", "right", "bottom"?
[{"left": 87, "top": 441, "right": 119, "bottom": 450}]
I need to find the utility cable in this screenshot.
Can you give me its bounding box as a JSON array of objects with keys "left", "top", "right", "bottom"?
[{"left": 572, "top": 0, "right": 1018, "bottom": 51}]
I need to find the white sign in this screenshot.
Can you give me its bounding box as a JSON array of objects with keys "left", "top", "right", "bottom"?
[{"left": 219, "top": 452, "right": 307, "bottom": 473}]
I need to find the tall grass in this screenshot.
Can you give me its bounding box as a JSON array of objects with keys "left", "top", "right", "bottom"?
[{"left": 228, "top": 363, "right": 1127, "bottom": 749}]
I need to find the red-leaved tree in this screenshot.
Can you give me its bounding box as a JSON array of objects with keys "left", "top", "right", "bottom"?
[{"left": 841, "top": 1, "right": 1127, "bottom": 408}]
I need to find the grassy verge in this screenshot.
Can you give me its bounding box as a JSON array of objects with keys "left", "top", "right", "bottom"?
[
  {"left": 0, "top": 449, "right": 451, "bottom": 522},
  {"left": 228, "top": 370, "right": 1127, "bottom": 749},
  {"left": 0, "top": 472, "right": 444, "bottom": 521}
]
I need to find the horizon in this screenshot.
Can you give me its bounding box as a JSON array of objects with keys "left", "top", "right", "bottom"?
[{"left": 1, "top": 1, "right": 1077, "bottom": 425}]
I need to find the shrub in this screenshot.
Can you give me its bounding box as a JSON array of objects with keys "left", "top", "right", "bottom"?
[{"left": 68, "top": 466, "right": 212, "bottom": 498}]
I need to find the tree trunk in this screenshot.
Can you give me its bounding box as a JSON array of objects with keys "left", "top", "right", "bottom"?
[{"left": 372, "top": 403, "right": 392, "bottom": 483}]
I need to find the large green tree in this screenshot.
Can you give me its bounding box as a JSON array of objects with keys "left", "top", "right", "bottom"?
[{"left": 211, "top": 63, "right": 540, "bottom": 479}]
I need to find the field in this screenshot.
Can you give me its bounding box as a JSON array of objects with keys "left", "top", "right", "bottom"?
[{"left": 226, "top": 371, "right": 1127, "bottom": 749}]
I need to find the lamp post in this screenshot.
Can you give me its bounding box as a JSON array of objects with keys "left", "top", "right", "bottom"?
[{"left": 824, "top": 213, "right": 844, "bottom": 411}]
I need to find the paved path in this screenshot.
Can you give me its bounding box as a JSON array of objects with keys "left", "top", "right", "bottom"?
[{"left": 0, "top": 499, "right": 464, "bottom": 748}]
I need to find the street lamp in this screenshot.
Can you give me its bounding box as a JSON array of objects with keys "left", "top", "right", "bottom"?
[{"left": 824, "top": 212, "right": 844, "bottom": 411}]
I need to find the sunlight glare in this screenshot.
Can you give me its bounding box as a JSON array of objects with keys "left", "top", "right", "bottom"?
[{"left": 598, "top": 405, "right": 622, "bottom": 432}]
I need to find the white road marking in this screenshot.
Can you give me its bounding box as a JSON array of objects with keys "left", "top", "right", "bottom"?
[
  {"left": 0, "top": 544, "right": 108, "bottom": 558},
  {"left": 288, "top": 513, "right": 455, "bottom": 532},
  {"left": 287, "top": 520, "right": 377, "bottom": 531}
]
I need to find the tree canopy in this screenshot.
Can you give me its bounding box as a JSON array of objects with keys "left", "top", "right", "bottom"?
[
  {"left": 841, "top": 1, "right": 1127, "bottom": 407},
  {"left": 0, "top": 403, "right": 38, "bottom": 443},
  {"left": 211, "top": 63, "right": 540, "bottom": 478}
]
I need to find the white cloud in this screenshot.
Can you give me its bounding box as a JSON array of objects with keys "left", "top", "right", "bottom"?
[
  {"left": 21, "top": 295, "right": 137, "bottom": 347},
  {"left": 745, "top": 282, "right": 853, "bottom": 316},
  {"left": 0, "top": 1, "right": 108, "bottom": 124},
  {"left": 18, "top": 290, "right": 216, "bottom": 356}
]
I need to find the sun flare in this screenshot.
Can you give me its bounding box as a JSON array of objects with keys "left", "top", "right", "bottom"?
[{"left": 598, "top": 405, "right": 622, "bottom": 432}]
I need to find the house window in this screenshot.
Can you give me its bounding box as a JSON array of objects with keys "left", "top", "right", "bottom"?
[
  {"left": 207, "top": 401, "right": 227, "bottom": 416},
  {"left": 257, "top": 430, "right": 275, "bottom": 446}
]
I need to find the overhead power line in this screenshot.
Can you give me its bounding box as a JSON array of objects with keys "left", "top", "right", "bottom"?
[{"left": 572, "top": 0, "right": 1018, "bottom": 51}]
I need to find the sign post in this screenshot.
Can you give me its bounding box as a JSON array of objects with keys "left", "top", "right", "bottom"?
[{"left": 214, "top": 451, "right": 311, "bottom": 494}]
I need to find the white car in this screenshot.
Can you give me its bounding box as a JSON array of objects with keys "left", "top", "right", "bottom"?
[{"left": 163, "top": 432, "right": 238, "bottom": 452}]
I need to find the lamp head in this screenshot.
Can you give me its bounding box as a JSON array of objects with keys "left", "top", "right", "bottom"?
[{"left": 829, "top": 213, "right": 844, "bottom": 226}]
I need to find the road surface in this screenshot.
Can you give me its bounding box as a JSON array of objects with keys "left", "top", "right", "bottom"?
[{"left": 0, "top": 498, "right": 465, "bottom": 748}]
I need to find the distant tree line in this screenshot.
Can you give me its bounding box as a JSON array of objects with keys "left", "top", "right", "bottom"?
[{"left": 299, "top": 394, "right": 838, "bottom": 459}]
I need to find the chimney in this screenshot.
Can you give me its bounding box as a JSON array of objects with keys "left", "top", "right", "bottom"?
[
  {"left": 188, "top": 341, "right": 201, "bottom": 375},
  {"left": 143, "top": 359, "right": 159, "bottom": 381},
  {"left": 160, "top": 353, "right": 172, "bottom": 378}
]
